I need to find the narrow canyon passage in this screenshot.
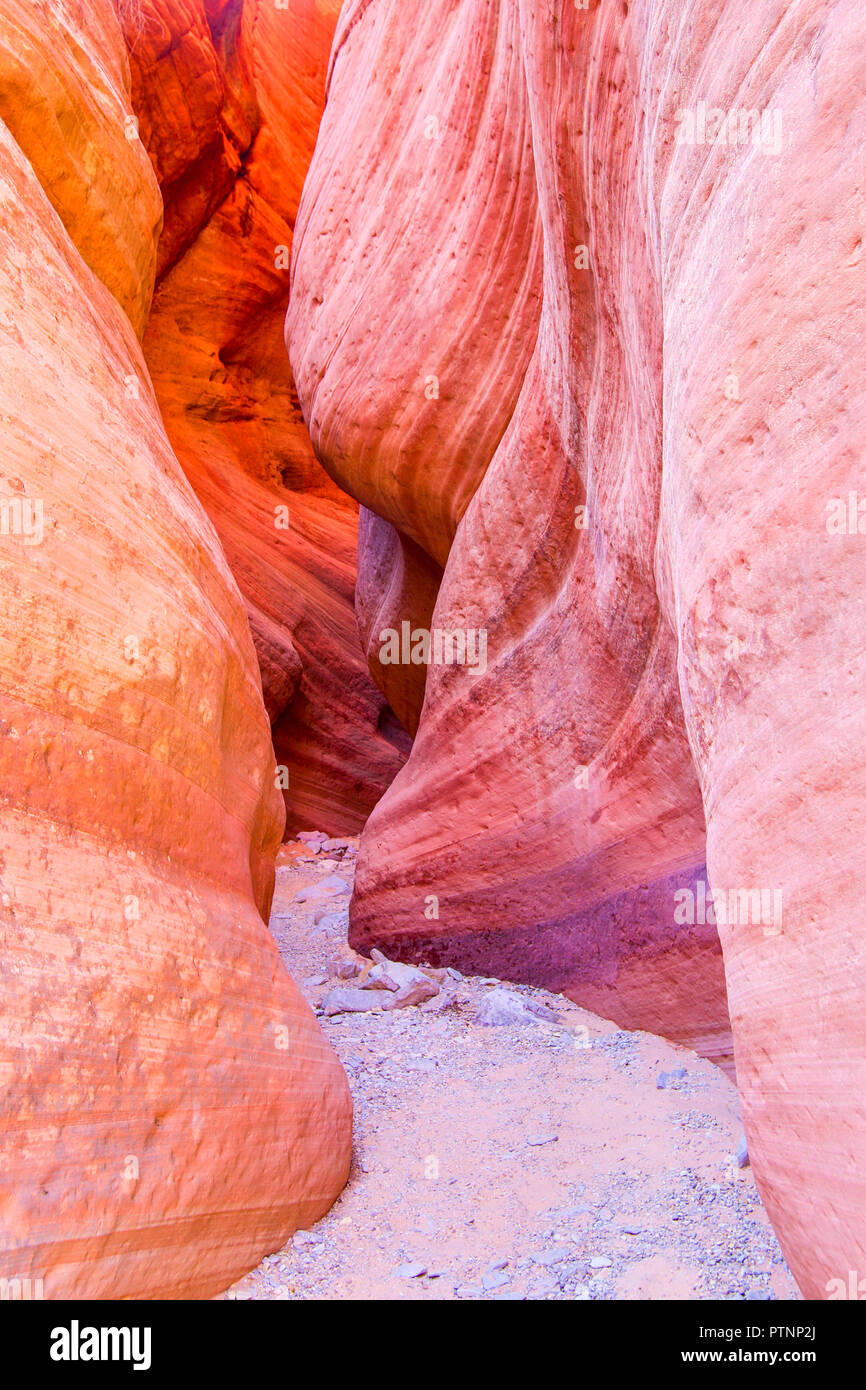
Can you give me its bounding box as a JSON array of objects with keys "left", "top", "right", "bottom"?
[
  {"left": 0, "top": 0, "right": 863, "bottom": 1309},
  {"left": 224, "top": 840, "right": 799, "bottom": 1302}
]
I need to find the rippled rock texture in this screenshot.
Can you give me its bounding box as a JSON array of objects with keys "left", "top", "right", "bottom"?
[
  {"left": 289, "top": 0, "right": 866, "bottom": 1298},
  {"left": 120, "top": 0, "right": 406, "bottom": 835},
  {"left": 0, "top": 0, "right": 350, "bottom": 1299}
]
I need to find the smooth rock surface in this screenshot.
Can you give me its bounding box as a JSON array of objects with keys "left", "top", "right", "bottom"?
[
  {"left": 291, "top": 0, "right": 727, "bottom": 1069},
  {"left": 288, "top": 0, "right": 866, "bottom": 1298},
  {"left": 0, "top": 0, "right": 162, "bottom": 336},
  {"left": 120, "top": 0, "right": 408, "bottom": 834},
  {"left": 0, "top": 0, "right": 351, "bottom": 1299},
  {"left": 287, "top": 0, "right": 544, "bottom": 567}
]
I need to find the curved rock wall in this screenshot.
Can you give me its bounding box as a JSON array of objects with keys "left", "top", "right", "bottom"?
[
  {"left": 287, "top": 0, "right": 544, "bottom": 567},
  {"left": 290, "top": 0, "right": 725, "bottom": 1064},
  {"left": 0, "top": 0, "right": 162, "bottom": 335},
  {"left": 0, "top": 0, "right": 350, "bottom": 1299},
  {"left": 289, "top": 0, "right": 866, "bottom": 1297},
  {"left": 121, "top": 0, "right": 406, "bottom": 834},
  {"left": 355, "top": 508, "right": 443, "bottom": 738}
]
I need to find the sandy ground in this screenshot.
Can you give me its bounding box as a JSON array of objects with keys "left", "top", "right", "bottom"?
[{"left": 223, "top": 838, "right": 800, "bottom": 1302}]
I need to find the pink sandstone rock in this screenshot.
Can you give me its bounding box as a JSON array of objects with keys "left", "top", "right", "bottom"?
[
  {"left": 290, "top": 0, "right": 724, "bottom": 1067},
  {"left": 286, "top": 0, "right": 544, "bottom": 568},
  {"left": 0, "top": 0, "right": 350, "bottom": 1299},
  {"left": 288, "top": 0, "right": 866, "bottom": 1298},
  {"left": 355, "top": 507, "right": 443, "bottom": 737}
]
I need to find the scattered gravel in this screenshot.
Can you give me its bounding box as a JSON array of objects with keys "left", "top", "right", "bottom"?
[{"left": 221, "top": 836, "right": 801, "bottom": 1302}]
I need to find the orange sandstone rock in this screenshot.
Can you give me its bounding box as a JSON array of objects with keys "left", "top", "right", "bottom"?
[
  {"left": 0, "top": 0, "right": 162, "bottom": 336},
  {"left": 122, "top": 0, "right": 406, "bottom": 833},
  {"left": 355, "top": 508, "right": 443, "bottom": 738},
  {"left": 0, "top": 0, "right": 350, "bottom": 1299}
]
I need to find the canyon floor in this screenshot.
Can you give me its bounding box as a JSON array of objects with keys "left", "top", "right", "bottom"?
[{"left": 222, "top": 842, "right": 801, "bottom": 1303}]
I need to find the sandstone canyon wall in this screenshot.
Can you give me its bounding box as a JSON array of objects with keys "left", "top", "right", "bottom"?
[
  {"left": 117, "top": 0, "right": 407, "bottom": 835},
  {"left": 289, "top": 0, "right": 725, "bottom": 1063},
  {"left": 0, "top": 0, "right": 350, "bottom": 1299},
  {"left": 289, "top": 0, "right": 866, "bottom": 1298}
]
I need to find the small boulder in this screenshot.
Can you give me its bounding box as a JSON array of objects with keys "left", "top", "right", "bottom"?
[
  {"left": 383, "top": 978, "right": 440, "bottom": 1010},
  {"left": 532, "top": 1247, "right": 572, "bottom": 1267},
  {"left": 295, "top": 874, "right": 350, "bottom": 904},
  {"left": 367, "top": 957, "right": 431, "bottom": 990},
  {"left": 314, "top": 906, "right": 348, "bottom": 927},
  {"left": 322, "top": 988, "right": 386, "bottom": 1017},
  {"left": 473, "top": 987, "right": 554, "bottom": 1026},
  {"left": 420, "top": 988, "right": 460, "bottom": 1014},
  {"left": 361, "top": 973, "right": 400, "bottom": 992}
]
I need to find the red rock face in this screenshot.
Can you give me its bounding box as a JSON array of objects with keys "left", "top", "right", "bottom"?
[
  {"left": 290, "top": 0, "right": 726, "bottom": 1067},
  {"left": 120, "top": 0, "right": 407, "bottom": 834},
  {"left": 355, "top": 508, "right": 443, "bottom": 738},
  {"left": 287, "top": 0, "right": 544, "bottom": 567},
  {"left": 0, "top": 0, "right": 350, "bottom": 1299},
  {"left": 289, "top": 0, "right": 866, "bottom": 1296}
]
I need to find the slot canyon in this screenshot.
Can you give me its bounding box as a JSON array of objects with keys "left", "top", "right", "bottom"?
[{"left": 0, "top": 0, "right": 863, "bottom": 1306}]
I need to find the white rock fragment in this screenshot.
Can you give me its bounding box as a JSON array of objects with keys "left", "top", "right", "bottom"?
[
  {"left": 295, "top": 874, "right": 350, "bottom": 904},
  {"left": 321, "top": 988, "right": 386, "bottom": 1017}
]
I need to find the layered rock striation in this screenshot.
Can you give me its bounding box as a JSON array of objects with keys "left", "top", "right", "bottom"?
[
  {"left": 0, "top": 0, "right": 350, "bottom": 1299},
  {"left": 289, "top": 0, "right": 866, "bottom": 1297},
  {"left": 120, "top": 0, "right": 406, "bottom": 835}
]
